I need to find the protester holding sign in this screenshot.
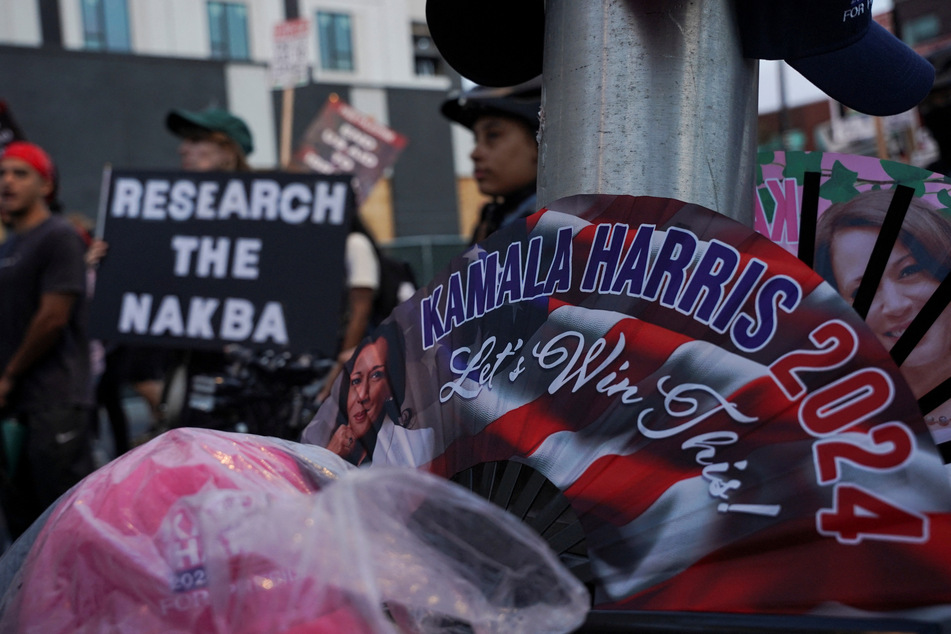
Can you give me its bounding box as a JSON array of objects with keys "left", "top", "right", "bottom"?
[
  {"left": 89, "top": 106, "right": 258, "bottom": 434},
  {"left": 167, "top": 106, "right": 254, "bottom": 173},
  {"left": 166, "top": 106, "right": 256, "bottom": 429},
  {"left": 440, "top": 77, "right": 541, "bottom": 243},
  {"left": 90, "top": 169, "right": 349, "bottom": 352},
  {"left": 0, "top": 142, "right": 93, "bottom": 538}
]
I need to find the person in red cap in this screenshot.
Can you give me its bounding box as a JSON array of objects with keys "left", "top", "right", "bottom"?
[{"left": 0, "top": 141, "right": 94, "bottom": 539}]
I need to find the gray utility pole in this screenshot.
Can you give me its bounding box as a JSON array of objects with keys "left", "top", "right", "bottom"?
[{"left": 538, "top": 0, "right": 758, "bottom": 227}]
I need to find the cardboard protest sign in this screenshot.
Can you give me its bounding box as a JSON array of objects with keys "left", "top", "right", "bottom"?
[
  {"left": 302, "top": 193, "right": 951, "bottom": 620},
  {"left": 270, "top": 18, "right": 309, "bottom": 89},
  {"left": 290, "top": 96, "right": 407, "bottom": 204},
  {"left": 90, "top": 169, "right": 352, "bottom": 356},
  {"left": 756, "top": 151, "right": 951, "bottom": 461}
]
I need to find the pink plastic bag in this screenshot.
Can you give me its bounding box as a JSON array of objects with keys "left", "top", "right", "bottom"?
[{"left": 0, "top": 428, "right": 588, "bottom": 633}]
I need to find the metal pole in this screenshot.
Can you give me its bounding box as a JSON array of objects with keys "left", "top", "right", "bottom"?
[
  {"left": 538, "top": 0, "right": 758, "bottom": 227},
  {"left": 778, "top": 62, "right": 791, "bottom": 145}
]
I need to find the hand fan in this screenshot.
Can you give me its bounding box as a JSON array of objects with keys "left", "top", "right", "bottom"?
[
  {"left": 758, "top": 151, "right": 951, "bottom": 463},
  {"left": 305, "top": 192, "right": 951, "bottom": 621}
]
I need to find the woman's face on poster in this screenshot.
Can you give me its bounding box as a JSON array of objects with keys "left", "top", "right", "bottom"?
[
  {"left": 346, "top": 338, "right": 392, "bottom": 436},
  {"left": 831, "top": 226, "right": 951, "bottom": 369}
]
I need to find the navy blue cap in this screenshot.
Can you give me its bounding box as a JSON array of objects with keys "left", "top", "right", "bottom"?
[
  {"left": 426, "top": 0, "right": 933, "bottom": 117},
  {"left": 737, "top": 0, "right": 935, "bottom": 116}
]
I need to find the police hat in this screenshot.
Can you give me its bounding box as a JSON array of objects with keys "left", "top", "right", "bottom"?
[{"left": 440, "top": 76, "right": 542, "bottom": 132}]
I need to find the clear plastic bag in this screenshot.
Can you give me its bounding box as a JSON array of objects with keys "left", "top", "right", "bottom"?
[{"left": 0, "top": 428, "right": 588, "bottom": 633}]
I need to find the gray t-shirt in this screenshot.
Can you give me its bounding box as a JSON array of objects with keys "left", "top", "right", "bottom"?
[{"left": 0, "top": 215, "right": 90, "bottom": 412}]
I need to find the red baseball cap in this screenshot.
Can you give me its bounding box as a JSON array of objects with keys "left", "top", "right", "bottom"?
[{"left": 0, "top": 141, "right": 55, "bottom": 183}]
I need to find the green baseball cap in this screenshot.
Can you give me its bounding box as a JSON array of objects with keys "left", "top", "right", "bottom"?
[{"left": 166, "top": 107, "right": 254, "bottom": 155}]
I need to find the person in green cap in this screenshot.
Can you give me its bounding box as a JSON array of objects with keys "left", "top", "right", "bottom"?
[
  {"left": 161, "top": 107, "right": 256, "bottom": 429},
  {"left": 165, "top": 107, "right": 254, "bottom": 172}
]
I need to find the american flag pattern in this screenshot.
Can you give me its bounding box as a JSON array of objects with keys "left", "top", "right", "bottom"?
[{"left": 303, "top": 194, "right": 951, "bottom": 618}]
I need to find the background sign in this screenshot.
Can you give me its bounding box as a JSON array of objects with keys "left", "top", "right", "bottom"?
[
  {"left": 290, "top": 96, "right": 407, "bottom": 205},
  {"left": 90, "top": 169, "right": 352, "bottom": 356},
  {"left": 270, "top": 18, "right": 310, "bottom": 89}
]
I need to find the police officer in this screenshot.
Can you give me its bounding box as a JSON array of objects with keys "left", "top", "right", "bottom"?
[{"left": 441, "top": 77, "right": 541, "bottom": 243}]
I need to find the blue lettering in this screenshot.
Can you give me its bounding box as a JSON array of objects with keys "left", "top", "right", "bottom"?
[
  {"left": 710, "top": 258, "right": 767, "bottom": 333},
  {"left": 580, "top": 223, "right": 626, "bottom": 293},
  {"left": 678, "top": 240, "right": 740, "bottom": 323},
  {"left": 731, "top": 275, "right": 802, "bottom": 352},
  {"left": 497, "top": 241, "right": 524, "bottom": 305},
  {"left": 643, "top": 227, "right": 697, "bottom": 307},
  {"left": 444, "top": 272, "right": 467, "bottom": 329},
  {"left": 522, "top": 236, "right": 547, "bottom": 300},
  {"left": 421, "top": 286, "right": 447, "bottom": 349},
  {"left": 465, "top": 252, "right": 498, "bottom": 320},
  {"left": 544, "top": 226, "right": 573, "bottom": 295},
  {"left": 609, "top": 224, "right": 654, "bottom": 297}
]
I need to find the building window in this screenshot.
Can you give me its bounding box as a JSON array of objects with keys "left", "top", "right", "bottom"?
[
  {"left": 316, "top": 12, "right": 354, "bottom": 72},
  {"left": 208, "top": 2, "right": 250, "bottom": 60},
  {"left": 81, "top": 0, "right": 131, "bottom": 51},
  {"left": 412, "top": 22, "right": 441, "bottom": 77},
  {"left": 902, "top": 14, "right": 941, "bottom": 47},
  {"left": 415, "top": 53, "right": 437, "bottom": 77}
]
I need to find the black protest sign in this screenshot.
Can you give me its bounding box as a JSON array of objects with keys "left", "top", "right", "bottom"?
[
  {"left": 290, "top": 96, "right": 407, "bottom": 204},
  {"left": 89, "top": 169, "right": 352, "bottom": 356}
]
